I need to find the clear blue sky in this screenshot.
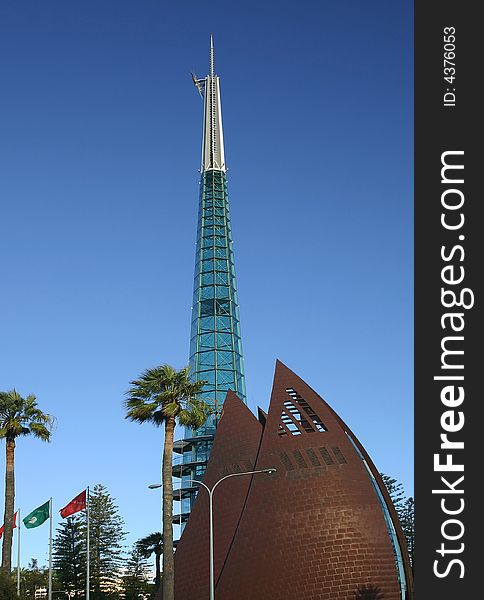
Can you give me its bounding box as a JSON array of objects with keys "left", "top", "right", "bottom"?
[{"left": 0, "top": 0, "right": 413, "bottom": 568}]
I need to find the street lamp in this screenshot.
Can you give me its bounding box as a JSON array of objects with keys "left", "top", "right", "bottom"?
[{"left": 149, "top": 467, "right": 276, "bottom": 600}]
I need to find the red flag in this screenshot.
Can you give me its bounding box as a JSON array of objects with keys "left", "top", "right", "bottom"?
[
  {"left": 0, "top": 512, "right": 18, "bottom": 538},
  {"left": 60, "top": 490, "right": 87, "bottom": 518}
]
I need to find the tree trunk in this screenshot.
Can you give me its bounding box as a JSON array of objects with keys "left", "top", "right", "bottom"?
[
  {"left": 155, "top": 549, "right": 161, "bottom": 590},
  {"left": 1, "top": 438, "right": 16, "bottom": 575},
  {"left": 162, "top": 416, "right": 175, "bottom": 600}
]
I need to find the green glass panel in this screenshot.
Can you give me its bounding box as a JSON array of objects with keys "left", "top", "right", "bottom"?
[
  {"left": 216, "top": 351, "right": 233, "bottom": 367},
  {"left": 199, "top": 333, "right": 213, "bottom": 348},
  {"left": 200, "top": 286, "right": 215, "bottom": 299},
  {"left": 190, "top": 168, "right": 245, "bottom": 399},
  {"left": 216, "top": 286, "right": 230, "bottom": 299},
  {"left": 199, "top": 316, "right": 215, "bottom": 331},
  {"left": 215, "top": 259, "right": 228, "bottom": 271},
  {"left": 185, "top": 169, "right": 247, "bottom": 518},
  {"left": 199, "top": 371, "right": 215, "bottom": 385}
]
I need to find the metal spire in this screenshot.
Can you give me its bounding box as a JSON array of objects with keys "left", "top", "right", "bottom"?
[
  {"left": 198, "top": 34, "right": 225, "bottom": 172},
  {"left": 210, "top": 33, "right": 214, "bottom": 76}
]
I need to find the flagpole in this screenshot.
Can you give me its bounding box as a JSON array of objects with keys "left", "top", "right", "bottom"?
[
  {"left": 16, "top": 508, "right": 20, "bottom": 597},
  {"left": 48, "top": 498, "right": 53, "bottom": 600},
  {"left": 86, "top": 486, "right": 90, "bottom": 600}
]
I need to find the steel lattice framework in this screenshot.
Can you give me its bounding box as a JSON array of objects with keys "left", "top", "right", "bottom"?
[
  {"left": 189, "top": 168, "right": 246, "bottom": 431},
  {"left": 172, "top": 36, "right": 247, "bottom": 525}
]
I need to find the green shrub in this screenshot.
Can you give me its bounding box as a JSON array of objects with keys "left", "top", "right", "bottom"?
[{"left": 0, "top": 573, "right": 17, "bottom": 600}]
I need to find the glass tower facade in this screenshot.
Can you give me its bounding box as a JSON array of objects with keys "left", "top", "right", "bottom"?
[
  {"left": 189, "top": 168, "right": 246, "bottom": 428},
  {"left": 172, "top": 37, "right": 246, "bottom": 527}
]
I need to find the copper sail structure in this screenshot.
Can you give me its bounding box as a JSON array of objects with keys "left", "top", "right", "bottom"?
[
  {"left": 174, "top": 362, "right": 413, "bottom": 600},
  {"left": 173, "top": 36, "right": 247, "bottom": 525}
]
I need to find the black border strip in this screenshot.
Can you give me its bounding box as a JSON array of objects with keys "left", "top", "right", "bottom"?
[{"left": 415, "top": 2, "right": 480, "bottom": 597}]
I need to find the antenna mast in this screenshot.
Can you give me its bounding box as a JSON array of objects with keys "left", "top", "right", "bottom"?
[{"left": 210, "top": 33, "right": 215, "bottom": 76}]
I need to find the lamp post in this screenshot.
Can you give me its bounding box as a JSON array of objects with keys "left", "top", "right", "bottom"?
[{"left": 149, "top": 467, "right": 276, "bottom": 600}]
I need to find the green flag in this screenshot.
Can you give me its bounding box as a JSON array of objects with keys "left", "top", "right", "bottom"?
[{"left": 23, "top": 500, "right": 50, "bottom": 529}]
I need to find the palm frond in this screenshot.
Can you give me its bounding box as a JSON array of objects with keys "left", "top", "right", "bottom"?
[
  {"left": 135, "top": 532, "right": 163, "bottom": 558},
  {"left": 123, "top": 365, "right": 210, "bottom": 429},
  {"left": 0, "top": 389, "right": 54, "bottom": 442},
  {"left": 125, "top": 399, "right": 160, "bottom": 424},
  {"left": 25, "top": 422, "right": 52, "bottom": 442},
  {"left": 178, "top": 400, "right": 212, "bottom": 429},
  {"left": 161, "top": 401, "right": 182, "bottom": 419}
]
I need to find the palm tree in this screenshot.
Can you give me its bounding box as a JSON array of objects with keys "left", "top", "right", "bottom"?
[
  {"left": 0, "top": 390, "right": 55, "bottom": 574},
  {"left": 125, "top": 365, "right": 210, "bottom": 600},
  {"left": 136, "top": 532, "right": 163, "bottom": 592}
]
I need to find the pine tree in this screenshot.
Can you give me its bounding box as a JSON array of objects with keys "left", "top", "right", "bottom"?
[
  {"left": 381, "top": 473, "right": 405, "bottom": 513},
  {"left": 399, "top": 496, "right": 415, "bottom": 571},
  {"left": 87, "top": 484, "right": 127, "bottom": 599},
  {"left": 122, "top": 546, "right": 153, "bottom": 600},
  {"left": 53, "top": 515, "right": 85, "bottom": 596},
  {"left": 381, "top": 473, "right": 415, "bottom": 571}
]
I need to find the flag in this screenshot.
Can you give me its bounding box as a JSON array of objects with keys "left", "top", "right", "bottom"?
[
  {"left": 0, "top": 512, "right": 18, "bottom": 538},
  {"left": 23, "top": 501, "right": 50, "bottom": 529},
  {"left": 60, "top": 490, "right": 87, "bottom": 518}
]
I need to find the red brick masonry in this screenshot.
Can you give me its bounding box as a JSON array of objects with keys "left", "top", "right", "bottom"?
[{"left": 174, "top": 361, "right": 413, "bottom": 600}]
